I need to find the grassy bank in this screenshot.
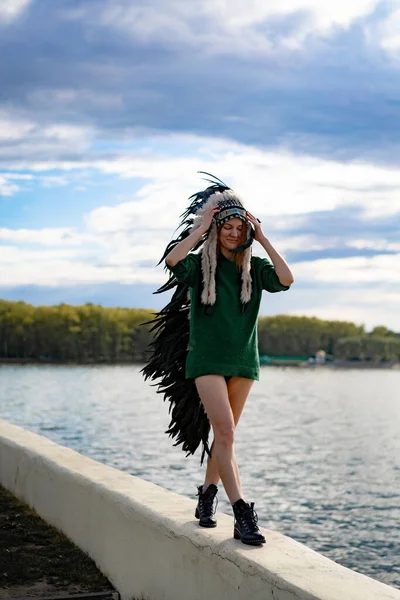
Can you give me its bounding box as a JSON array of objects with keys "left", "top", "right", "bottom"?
[{"left": 0, "top": 485, "right": 115, "bottom": 598}]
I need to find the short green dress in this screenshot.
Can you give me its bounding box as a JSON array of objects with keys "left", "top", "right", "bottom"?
[{"left": 167, "top": 252, "right": 290, "bottom": 381}]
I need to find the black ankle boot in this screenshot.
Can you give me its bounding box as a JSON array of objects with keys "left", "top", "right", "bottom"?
[
  {"left": 232, "top": 499, "right": 266, "bottom": 545},
  {"left": 195, "top": 484, "right": 218, "bottom": 527}
]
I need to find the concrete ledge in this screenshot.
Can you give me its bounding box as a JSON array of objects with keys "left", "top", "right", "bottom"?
[{"left": 0, "top": 419, "right": 399, "bottom": 600}]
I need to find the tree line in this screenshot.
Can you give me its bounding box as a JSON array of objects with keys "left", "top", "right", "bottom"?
[
  {"left": 0, "top": 299, "right": 399, "bottom": 363},
  {"left": 0, "top": 299, "right": 152, "bottom": 362},
  {"left": 258, "top": 316, "right": 400, "bottom": 363}
]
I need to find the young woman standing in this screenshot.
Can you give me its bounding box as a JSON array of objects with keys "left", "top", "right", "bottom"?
[{"left": 143, "top": 176, "right": 293, "bottom": 545}]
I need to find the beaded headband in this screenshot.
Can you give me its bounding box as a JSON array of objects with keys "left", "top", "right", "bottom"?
[{"left": 215, "top": 206, "right": 247, "bottom": 227}]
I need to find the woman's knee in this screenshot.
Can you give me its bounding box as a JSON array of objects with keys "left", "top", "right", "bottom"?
[{"left": 214, "top": 422, "right": 235, "bottom": 448}]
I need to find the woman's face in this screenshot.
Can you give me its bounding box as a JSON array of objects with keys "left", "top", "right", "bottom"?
[{"left": 218, "top": 217, "right": 245, "bottom": 251}]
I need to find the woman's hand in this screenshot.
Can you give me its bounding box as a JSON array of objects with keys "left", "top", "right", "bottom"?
[
  {"left": 246, "top": 211, "right": 265, "bottom": 243},
  {"left": 198, "top": 205, "right": 220, "bottom": 233},
  {"left": 246, "top": 211, "right": 294, "bottom": 285}
]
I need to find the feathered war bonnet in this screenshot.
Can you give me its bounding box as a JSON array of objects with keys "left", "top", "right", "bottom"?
[
  {"left": 180, "top": 173, "right": 255, "bottom": 313},
  {"left": 140, "top": 173, "right": 255, "bottom": 465}
]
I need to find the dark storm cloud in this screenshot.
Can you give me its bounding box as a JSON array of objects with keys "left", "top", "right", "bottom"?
[{"left": 2, "top": 0, "right": 400, "bottom": 163}]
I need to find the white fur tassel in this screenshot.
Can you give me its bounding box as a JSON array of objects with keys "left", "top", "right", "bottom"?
[
  {"left": 190, "top": 192, "right": 221, "bottom": 232},
  {"left": 240, "top": 232, "right": 253, "bottom": 303},
  {"left": 191, "top": 191, "right": 253, "bottom": 307},
  {"left": 201, "top": 220, "right": 218, "bottom": 305}
]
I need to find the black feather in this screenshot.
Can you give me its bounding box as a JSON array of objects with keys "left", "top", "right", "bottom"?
[{"left": 140, "top": 174, "right": 234, "bottom": 464}]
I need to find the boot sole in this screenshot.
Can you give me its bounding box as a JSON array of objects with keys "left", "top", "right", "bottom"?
[
  {"left": 234, "top": 530, "right": 266, "bottom": 545},
  {"left": 195, "top": 507, "right": 217, "bottom": 527}
]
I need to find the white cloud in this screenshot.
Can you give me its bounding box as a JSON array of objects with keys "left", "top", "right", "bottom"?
[
  {"left": 259, "top": 254, "right": 400, "bottom": 330},
  {"left": 0, "top": 246, "right": 162, "bottom": 286},
  {"left": 0, "top": 174, "right": 20, "bottom": 196},
  {"left": 0, "top": 112, "right": 93, "bottom": 166},
  {"left": 3, "top": 132, "right": 400, "bottom": 281},
  {"left": 2, "top": 239, "right": 399, "bottom": 329},
  {"left": 86, "top": 175, "right": 197, "bottom": 235},
  {"left": 0, "top": 116, "right": 34, "bottom": 141},
  {"left": 28, "top": 88, "right": 123, "bottom": 109},
  {"left": 81, "top": 142, "right": 400, "bottom": 227},
  {"left": 288, "top": 288, "right": 400, "bottom": 330},
  {"left": 365, "top": 8, "right": 400, "bottom": 56},
  {"left": 350, "top": 239, "right": 400, "bottom": 252},
  {"left": 0, "top": 261, "right": 161, "bottom": 286},
  {"left": 0, "top": 171, "right": 34, "bottom": 195},
  {"left": 0, "top": 227, "right": 90, "bottom": 246},
  {"left": 97, "top": 0, "right": 379, "bottom": 53},
  {"left": 0, "top": 0, "right": 31, "bottom": 23},
  {"left": 1, "top": 132, "right": 400, "bottom": 329},
  {"left": 206, "top": 0, "right": 378, "bottom": 34},
  {"left": 39, "top": 175, "right": 69, "bottom": 188},
  {"left": 294, "top": 254, "right": 400, "bottom": 284},
  {"left": 374, "top": 9, "right": 400, "bottom": 53},
  {"left": 0, "top": 245, "right": 80, "bottom": 263},
  {"left": 0, "top": 171, "right": 73, "bottom": 195},
  {"left": 2, "top": 111, "right": 399, "bottom": 216},
  {"left": 42, "top": 124, "right": 94, "bottom": 146}
]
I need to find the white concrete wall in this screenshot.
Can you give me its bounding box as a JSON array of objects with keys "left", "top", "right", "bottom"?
[{"left": 0, "top": 418, "right": 399, "bottom": 600}]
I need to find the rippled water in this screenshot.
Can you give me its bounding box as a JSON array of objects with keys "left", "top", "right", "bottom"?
[{"left": 0, "top": 364, "right": 399, "bottom": 589}]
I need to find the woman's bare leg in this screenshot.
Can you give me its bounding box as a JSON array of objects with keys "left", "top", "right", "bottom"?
[
  {"left": 195, "top": 374, "right": 242, "bottom": 504},
  {"left": 203, "top": 377, "right": 254, "bottom": 491}
]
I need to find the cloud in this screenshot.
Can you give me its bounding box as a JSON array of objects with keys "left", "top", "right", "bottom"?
[
  {"left": 0, "top": 112, "right": 94, "bottom": 168},
  {"left": 0, "top": 227, "right": 89, "bottom": 246},
  {"left": 0, "top": 0, "right": 31, "bottom": 23},
  {"left": 287, "top": 287, "right": 400, "bottom": 330},
  {"left": 1, "top": 1, "right": 399, "bottom": 330},
  {"left": 275, "top": 203, "right": 400, "bottom": 264},
  {"left": 7, "top": 133, "right": 399, "bottom": 215},
  {"left": 2, "top": 133, "right": 400, "bottom": 283},
  {"left": 0, "top": 245, "right": 80, "bottom": 264},
  {"left": 0, "top": 168, "right": 76, "bottom": 196},
  {"left": 294, "top": 253, "right": 400, "bottom": 284},
  {"left": 203, "top": 0, "right": 378, "bottom": 31},
  {"left": 0, "top": 281, "right": 160, "bottom": 311},
  {"left": 79, "top": 142, "right": 400, "bottom": 227},
  {"left": 374, "top": 8, "right": 400, "bottom": 53},
  {"left": 0, "top": 115, "right": 34, "bottom": 141},
  {"left": 97, "top": 0, "right": 379, "bottom": 52},
  {"left": 1, "top": 139, "right": 399, "bottom": 323},
  {"left": 0, "top": 248, "right": 163, "bottom": 286},
  {"left": 1, "top": 2, "right": 400, "bottom": 163},
  {"left": 0, "top": 175, "right": 20, "bottom": 196}
]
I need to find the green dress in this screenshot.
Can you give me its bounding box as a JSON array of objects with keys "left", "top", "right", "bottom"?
[{"left": 167, "top": 252, "right": 290, "bottom": 381}]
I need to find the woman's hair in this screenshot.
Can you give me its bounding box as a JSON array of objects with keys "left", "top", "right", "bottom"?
[{"left": 216, "top": 222, "right": 248, "bottom": 269}]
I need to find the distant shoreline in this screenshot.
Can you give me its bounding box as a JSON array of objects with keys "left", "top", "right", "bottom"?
[
  {"left": 1, "top": 358, "right": 399, "bottom": 369},
  {"left": 0, "top": 358, "right": 140, "bottom": 365}
]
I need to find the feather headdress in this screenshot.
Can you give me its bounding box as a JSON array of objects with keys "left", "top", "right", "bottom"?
[{"left": 141, "top": 173, "right": 254, "bottom": 463}]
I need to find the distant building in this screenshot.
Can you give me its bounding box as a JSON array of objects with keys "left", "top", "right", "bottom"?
[{"left": 308, "top": 350, "right": 327, "bottom": 365}]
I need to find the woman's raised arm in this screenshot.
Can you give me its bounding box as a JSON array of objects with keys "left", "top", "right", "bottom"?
[{"left": 165, "top": 206, "right": 219, "bottom": 266}]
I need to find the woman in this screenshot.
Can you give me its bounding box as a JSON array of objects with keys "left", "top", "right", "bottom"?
[{"left": 142, "top": 175, "right": 293, "bottom": 546}]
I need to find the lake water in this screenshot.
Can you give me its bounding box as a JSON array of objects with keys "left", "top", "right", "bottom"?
[{"left": 0, "top": 364, "right": 399, "bottom": 589}]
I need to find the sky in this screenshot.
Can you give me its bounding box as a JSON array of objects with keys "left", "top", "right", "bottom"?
[{"left": 1, "top": 0, "right": 400, "bottom": 330}]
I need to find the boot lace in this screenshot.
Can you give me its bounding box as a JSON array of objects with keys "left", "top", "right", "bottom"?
[
  {"left": 197, "top": 488, "right": 218, "bottom": 516},
  {"left": 239, "top": 502, "right": 259, "bottom": 533}
]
